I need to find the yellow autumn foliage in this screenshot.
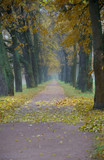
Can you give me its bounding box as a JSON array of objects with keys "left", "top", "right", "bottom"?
[
  {"left": 0, "top": 82, "right": 48, "bottom": 122},
  {"left": 53, "top": 0, "right": 92, "bottom": 54}
]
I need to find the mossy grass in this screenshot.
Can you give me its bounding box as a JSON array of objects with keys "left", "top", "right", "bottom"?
[{"left": 58, "top": 81, "right": 94, "bottom": 98}]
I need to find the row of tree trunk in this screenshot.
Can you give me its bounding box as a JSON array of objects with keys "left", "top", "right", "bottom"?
[
  {"left": 59, "top": 44, "right": 93, "bottom": 93},
  {"left": 0, "top": 6, "right": 49, "bottom": 96},
  {"left": 59, "top": 0, "right": 104, "bottom": 109}
]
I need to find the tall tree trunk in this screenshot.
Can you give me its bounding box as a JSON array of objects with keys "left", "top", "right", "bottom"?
[
  {"left": 25, "top": 24, "right": 39, "bottom": 86},
  {"left": 5, "top": 61, "right": 14, "bottom": 96},
  {"left": 38, "top": 65, "right": 43, "bottom": 84},
  {"left": 38, "top": 59, "right": 44, "bottom": 84},
  {"left": 28, "top": 10, "right": 40, "bottom": 86},
  {"left": 70, "top": 46, "right": 77, "bottom": 87},
  {"left": 60, "top": 65, "right": 65, "bottom": 81},
  {"left": 89, "top": 0, "right": 104, "bottom": 109},
  {"left": 13, "top": 52, "right": 22, "bottom": 92},
  {"left": 88, "top": 51, "right": 93, "bottom": 92},
  {"left": 43, "top": 66, "right": 48, "bottom": 82},
  {"left": 11, "top": 30, "right": 22, "bottom": 92},
  {"left": 0, "top": 27, "right": 8, "bottom": 96},
  {"left": 23, "top": 46, "right": 35, "bottom": 88},
  {"left": 77, "top": 46, "right": 91, "bottom": 92},
  {"left": 17, "top": 31, "right": 35, "bottom": 88},
  {"left": 17, "top": 7, "right": 35, "bottom": 88},
  {"left": 0, "top": 20, "right": 14, "bottom": 96},
  {"left": 64, "top": 51, "right": 70, "bottom": 83},
  {"left": 32, "top": 32, "right": 39, "bottom": 86},
  {"left": 0, "top": 67, "right": 8, "bottom": 96}
]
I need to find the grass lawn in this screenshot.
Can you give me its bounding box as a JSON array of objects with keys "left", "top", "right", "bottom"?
[{"left": 58, "top": 81, "right": 94, "bottom": 98}]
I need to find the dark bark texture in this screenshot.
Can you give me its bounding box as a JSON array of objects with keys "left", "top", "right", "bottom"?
[
  {"left": 0, "top": 67, "right": 8, "bottom": 96},
  {"left": 0, "top": 20, "right": 14, "bottom": 96},
  {"left": 11, "top": 30, "right": 22, "bottom": 92},
  {"left": 18, "top": 30, "right": 35, "bottom": 88},
  {"left": 77, "top": 47, "right": 92, "bottom": 92},
  {"left": 70, "top": 46, "right": 77, "bottom": 87},
  {"left": 31, "top": 32, "right": 39, "bottom": 86},
  {"left": 89, "top": 0, "right": 104, "bottom": 109},
  {"left": 64, "top": 51, "right": 70, "bottom": 83}
]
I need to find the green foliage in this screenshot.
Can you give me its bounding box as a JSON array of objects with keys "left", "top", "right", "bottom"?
[{"left": 53, "top": 0, "right": 92, "bottom": 54}]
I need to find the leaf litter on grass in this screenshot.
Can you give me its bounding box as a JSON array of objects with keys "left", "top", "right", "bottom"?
[
  {"left": 0, "top": 96, "right": 104, "bottom": 134},
  {"left": 0, "top": 93, "right": 104, "bottom": 159}
]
